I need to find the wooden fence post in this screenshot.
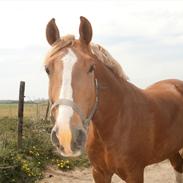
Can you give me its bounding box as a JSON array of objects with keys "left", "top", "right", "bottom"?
[
  {"left": 36, "top": 103, "right": 39, "bottom": 121},
  {"left": 17, "top": 81, "right": 25, "bottom": 149},
  {"left": 45, "top": 101, "right": 50, "bottom": 121}
]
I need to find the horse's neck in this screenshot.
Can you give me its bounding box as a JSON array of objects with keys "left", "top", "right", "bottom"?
[
  {"left": 92, "top": 61, "right": 143, "bottom": 140},
  {"left": 93, "top": 62, "right": 129, "bottom": 128}
]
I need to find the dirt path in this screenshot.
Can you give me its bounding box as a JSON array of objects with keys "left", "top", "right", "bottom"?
[{"left": 38, "top": 160, "right": 175, "bottom": 183}]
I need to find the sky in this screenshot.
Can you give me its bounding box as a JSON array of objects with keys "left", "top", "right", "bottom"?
[{"left": 0, "top": 0, "right": 183, "bottom": 100}]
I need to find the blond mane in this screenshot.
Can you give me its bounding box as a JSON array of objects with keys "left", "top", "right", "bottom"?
[{"left": 90, "top": 43, "right": 128, "bottom": 81}]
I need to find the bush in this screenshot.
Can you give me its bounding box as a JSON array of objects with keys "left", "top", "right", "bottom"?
[{"left": 0, "top": 117, "right": 53, "bottom": 183}]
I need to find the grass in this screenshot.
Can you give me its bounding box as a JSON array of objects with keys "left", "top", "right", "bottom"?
[{"left": 0, "top": 104, "right": 90, "bottom": 183}]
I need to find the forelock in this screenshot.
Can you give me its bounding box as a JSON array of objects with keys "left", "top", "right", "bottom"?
[{"left": 45, "top": 35, "right": 75, "bottom": 65}]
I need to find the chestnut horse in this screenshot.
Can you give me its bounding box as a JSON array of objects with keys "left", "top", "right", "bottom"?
[{"left": 44, "top": 17, "right": 183, "bottom": 183}]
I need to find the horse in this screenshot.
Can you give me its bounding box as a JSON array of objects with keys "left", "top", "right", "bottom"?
[{"left": 44, "top": 16, "right": 183, "bottom": 183}]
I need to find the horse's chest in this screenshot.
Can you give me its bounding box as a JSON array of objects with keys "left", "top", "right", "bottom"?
[
  {"left": 86, "top": 125, "right": 129, "bottom": 172},
  {"left": 87, "top": 141, "right": 124, "bottom": 172}
]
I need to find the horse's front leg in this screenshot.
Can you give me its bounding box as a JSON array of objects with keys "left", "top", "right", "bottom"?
[
  {"left": 117, "top": 167, "right": 144, "bottom": 183},
  {"left": 125, "top": 168, "right": 144, "bottom": 183},
  {"left": 92, "top": 167, "right": 112, "bottom": 183}
]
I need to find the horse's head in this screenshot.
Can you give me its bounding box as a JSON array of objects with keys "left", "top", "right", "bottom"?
[{"left": 45, "top": 17, "right": 98, "bottom": 157}]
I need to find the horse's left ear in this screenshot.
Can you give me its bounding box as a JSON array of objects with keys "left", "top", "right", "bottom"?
[{"left": 79, "top": 16, "right": 93, "bottom": 45}]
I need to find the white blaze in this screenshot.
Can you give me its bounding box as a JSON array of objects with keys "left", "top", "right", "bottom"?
[{"left": 56, "top": 48, "right": 77, "bottom": 127}]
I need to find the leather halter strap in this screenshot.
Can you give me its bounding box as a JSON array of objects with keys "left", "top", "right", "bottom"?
[{"left": 50, "top": 79, "right": 99, "bottom": 128}]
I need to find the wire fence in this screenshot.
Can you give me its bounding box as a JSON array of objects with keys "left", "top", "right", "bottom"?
[
  {"left": 0, "top": 101, "right": 49, "bottom": 120},
  {"left": 0, "top": 97, "right": 52, "bottom": 153}
]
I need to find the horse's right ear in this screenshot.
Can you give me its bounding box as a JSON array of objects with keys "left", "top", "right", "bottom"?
[{"left": 46, "top": 18, "right": 60, "bottom": 46}]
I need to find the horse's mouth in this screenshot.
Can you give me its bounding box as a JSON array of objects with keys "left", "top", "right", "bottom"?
[
  {"left": 57, "top": 147, "right": 82, "bottom": 157},
  {"left": 59, "top": 151, "right": 82, "bottom": 157}
]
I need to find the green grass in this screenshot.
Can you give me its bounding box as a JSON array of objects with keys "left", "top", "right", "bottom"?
[{"left": 0, "top": 105, "right": 90, "bottom": 183}]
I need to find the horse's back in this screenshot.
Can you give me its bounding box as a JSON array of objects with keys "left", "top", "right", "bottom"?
[
  {"left": 145, "top": 79, "right": 183, "bottom": 98},
  {"left": 144, "top": 79, "right": 183, "bottom": 123}
]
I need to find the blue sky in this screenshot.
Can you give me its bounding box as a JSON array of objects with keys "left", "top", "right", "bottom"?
[{"left": 0, "top": 0, "right": 183, "bottom": 100}]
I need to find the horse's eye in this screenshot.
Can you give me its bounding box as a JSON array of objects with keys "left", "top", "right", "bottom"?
[
  {"left": 45, "top": 67, "right": 50, "bottom": 75},
  {"left": 88, "top": 64, "right": 95, "bottom": 74}
]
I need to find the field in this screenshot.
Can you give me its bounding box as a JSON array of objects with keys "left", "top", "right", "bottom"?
[{"left": 0, "top": 103, "right": 47, "bottom": 119}]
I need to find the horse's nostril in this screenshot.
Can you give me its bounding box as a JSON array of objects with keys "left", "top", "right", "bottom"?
[
  {"left": 51, "top": 129, "right": 66, "bottom": 152},
  {"left": 75, "top": 129, "right": 86, "bottom": 148},
  {"left": 59, "top": 144, "right": 64, "bottom": 151},
  {"left": 56, "top": 144, "right": 64, "bottom": 151},
  {"left": 51, "top": 129, "right": 59, "bottom": 146}
]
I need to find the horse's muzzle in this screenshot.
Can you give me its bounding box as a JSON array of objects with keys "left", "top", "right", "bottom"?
[{"left": 50, "top": 127, "right": 86, "bottom": 157}]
